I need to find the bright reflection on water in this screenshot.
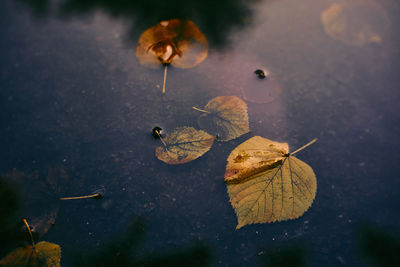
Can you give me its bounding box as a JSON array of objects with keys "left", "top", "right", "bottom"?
[{"left": 1, "top": 0, "right": 400, "bottom": 266}]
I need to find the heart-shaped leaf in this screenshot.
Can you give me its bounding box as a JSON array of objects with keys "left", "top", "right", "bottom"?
[
  {"left": 194, "top": 96, "right": 249, "bottom": 142},
  {"left": 225, "top": 136, "right": 317, "bottom": 229},
  {"left": 155, "top": 127, "right": 215, "bottom": 164}
]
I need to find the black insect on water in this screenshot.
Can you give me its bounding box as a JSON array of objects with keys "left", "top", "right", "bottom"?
[
  {"left": 254, "top": 69, "right": 268, "bottom": 79},
  {"left": 152, "top": 126, "right": 163, "bottom": 139}
]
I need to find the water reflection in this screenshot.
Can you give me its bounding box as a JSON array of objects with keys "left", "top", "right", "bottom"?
[{"left": 16, "top": 0, "right": 268, "bottom": 47}]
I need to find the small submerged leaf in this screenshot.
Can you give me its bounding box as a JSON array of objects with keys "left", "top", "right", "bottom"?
[
  {"left": 136, "top": 19, "right": 208, "bottom": 69},
  {"left": 194, "top": 96, "right": 249, "bottom": 142},
  {"left": 2, "top": 167, "right": 69, "bottom": 236},
  {"left": 29, "top": 210, "right": 58, "bottom": 237},
  {"left": 225, "top": 136, "right": 317, "bottom": 229},
  {"left": 321, "top": 0, "right": 389, "bottom": 46},
  {"left": 0, "top": 241, "right": 61, "bottom": 267},
  {"left": 155, "top": 127, "right": 215, "bottom": 164}
]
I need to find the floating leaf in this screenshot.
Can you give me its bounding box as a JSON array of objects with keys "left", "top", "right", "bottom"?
[
  {"left": 0, "top": 241, "right": 61, "bottom": 267},
  {"left": 225, "top": 136, "right": 317, "bottom": 229},
  {"left": 193, "top": 96, "right": 249, "bottom": 142},
  {"left": 321, "top": 0, "right": 389, "bottom": 46},
  {"left": 155, "top": 127, "right": 215, "bottom": 164},
  {"left": 0, "top": 219, "right": 61, "bottom": 267},
  {"left": 136, "top": 19, "right": 208, "bottom": 94}
]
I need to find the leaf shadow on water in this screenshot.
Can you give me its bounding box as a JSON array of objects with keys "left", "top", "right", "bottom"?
[
  {"left": 357, "top": 223, "right": 400, "bottom": 267},
  {"left": 258, "top": 242, "right": 309, "bottom": 267},
  {"left": 15, "top": 0, "right": 275, "bottom": 48},
  {"left": 0, "top": 178, "right": 26, "bottom": 257},
  {"left": 69, "top": 217, "right": 213, "bottom": 267}
]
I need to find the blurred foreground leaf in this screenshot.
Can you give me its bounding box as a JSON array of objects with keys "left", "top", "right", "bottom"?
[
  {"left": 321, "top": 0, "right": 389, "bottom": 46},
  {"left": 225, "top": 136, "right": 317, "bottom": 229}
]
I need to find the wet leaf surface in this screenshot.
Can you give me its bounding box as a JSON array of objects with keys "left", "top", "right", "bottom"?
[
  {"left": 155, "top": 126, "right": 215, "bottom": 164},
  {"left": 225, "top": 136, "right": 317, "bottom": 229},
  {"left": 0, "top": 241, "right": 61, "bottom": 267},
  {"left": 195, "top": 96, "right": 249, "bottom": 142}
]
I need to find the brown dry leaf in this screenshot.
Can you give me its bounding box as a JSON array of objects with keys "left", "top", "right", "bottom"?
[
  {"left": 155, "top": 126, "right": 215, "bottom": 164},
  {"left": 225, "top": 136, "right": 317, "bottom": 229},
  {"left": 194, "top": 96, "right": 249, "bottom": 142},
  {"left": 136, "top": 19, "right": 208, "bottom": 69},
  {"left": 0, "top": 241, "right": 61, "bottom": 267},
  {"left": 321, "top": 0, "right": 389, "bottom": 46}
]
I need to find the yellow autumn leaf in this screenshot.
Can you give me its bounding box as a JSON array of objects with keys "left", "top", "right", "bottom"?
[
  {"left": 321, "top": 0, "right": 389, "bottom": 46},
  {"left": 193, "top": 96, "right": 250, "bottom": 142},
  {"left": 155, "top": 126, "right": 215, "bottom": 164},
  {"left": 225, "top": 136, "right": 317, "bottom": 229}
]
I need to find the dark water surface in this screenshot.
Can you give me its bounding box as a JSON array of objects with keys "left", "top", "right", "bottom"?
[{"left": 1, "top": 0, "right": 400, "bottom": 266}]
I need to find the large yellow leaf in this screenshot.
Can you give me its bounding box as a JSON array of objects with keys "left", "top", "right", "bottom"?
[
  {"left": 225, "top": 136, "right": 317, "bottom": 229},
  {"left": 195, "top": 96, "right": 250, "bottom": 142},
  {"left": 0, "top": 241, "right": 61, "bottom": 267},
  {"left": 155, "top": 127, "right": 215, "bottom": 164}
]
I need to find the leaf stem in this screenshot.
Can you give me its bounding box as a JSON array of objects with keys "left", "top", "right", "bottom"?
[
  {"left": 154, "top": 129, "right": 167, "bottom": 146},
  {"left": 23, "top": 219, "right": 35, "bottom": 248},
  {"left": 159, "top": 135, "right": 167, "bottom": 147},
  {"left": 162, "top": 65, "right": 167, "bottom": 94},
  {"left": 192, "top": 106, "right": 209, "bottom": 113},
  {"left": 291, "top": 138, "right": 317, "bottom": 155},
  {"left": 60, "top": 193, "right": 102, "bottom": 200}
]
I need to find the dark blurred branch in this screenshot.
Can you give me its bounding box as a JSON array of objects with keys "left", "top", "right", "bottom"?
[
  {"left": 357, "top": 223, "right": 400, "bottom": 267},
  {"left": 16, "top": 0, "right": 264, "bottom": 47}
]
